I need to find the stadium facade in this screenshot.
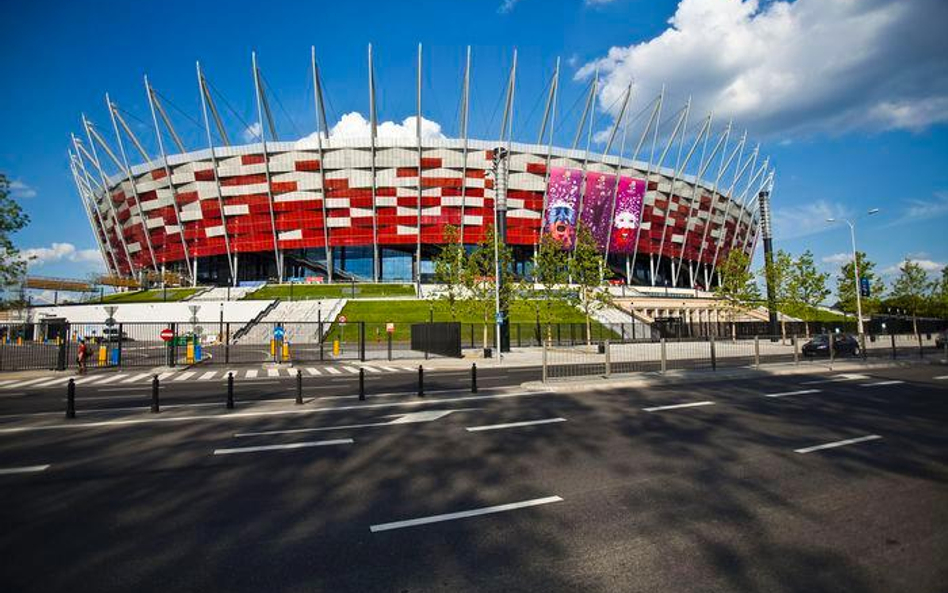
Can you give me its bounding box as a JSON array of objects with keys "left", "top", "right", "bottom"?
[{"left": 68, "top": 48, "right": 771, "bottom": 289}]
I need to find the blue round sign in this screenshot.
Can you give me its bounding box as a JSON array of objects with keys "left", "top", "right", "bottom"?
[{"left": 274, "top": 326, "right": 285, "bottom": 340}]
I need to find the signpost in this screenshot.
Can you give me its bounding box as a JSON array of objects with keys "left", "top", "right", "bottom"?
[{"left": 160, "top": 328, "right": 174, "bottom": 342}]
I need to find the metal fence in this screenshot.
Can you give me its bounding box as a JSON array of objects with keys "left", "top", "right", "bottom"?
[{"left": 543, "top": 332, "right": 948, "bottom": 382}]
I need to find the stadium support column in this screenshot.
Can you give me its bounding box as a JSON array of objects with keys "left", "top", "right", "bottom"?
[
  {"left": 758, "top": 185, "right": 778, "bottom": 336},
  {"left": 251, "top": 52, "right": 283, "bottom": 283},
  {"left": 495, "top": 49, "right": 516, "bottom": 356},
  {"left": 368, "top": 44, "right": 380, "bottom": 283},
  {"left": 628, "top": 89, "right": 664, "bottom": 286},
  {"left": 311, "top": 47, "right": 333, "bottom": 282},
  {"left": 415, "top": 43, "right": 423, "bottom": 291},
  {"left": 536, "top": 57, "right": 560, "bottom": 258},
  {"left": 708, "top": 145, "right": 759, "bottom": 284},
  {"left": 458, "top": 46, "right": 471, "bottom": 247},
  {"left": 696, "top": 130, "right": 745, "bottom": 289},
  {"left": 69, "top": 152, "right": 117, "bottom": 277}
]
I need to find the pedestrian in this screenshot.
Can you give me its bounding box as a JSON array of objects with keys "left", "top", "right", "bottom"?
[{"left": 77, "top": 337, "right": 88, "bottom": 375}]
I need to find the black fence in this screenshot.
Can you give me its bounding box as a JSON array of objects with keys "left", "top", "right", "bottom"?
[{"left": 411, "top": 322, "right": 462, "bottom": 358}]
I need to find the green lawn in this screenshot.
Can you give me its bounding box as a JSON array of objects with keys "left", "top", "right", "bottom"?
[
  {"left": 780, "top": 304, "right": 849, "bottom": 322},
  {"left": 96, "top": 288, "right": 201, "bottom": 303},
  {"left": 245, "top": 283, "right": 416, "bottom": 300}
]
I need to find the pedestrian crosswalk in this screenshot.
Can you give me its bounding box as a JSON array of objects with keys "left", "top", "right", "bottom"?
[{"left": 0, "top": 364, "right": 428, "bottom": 390}]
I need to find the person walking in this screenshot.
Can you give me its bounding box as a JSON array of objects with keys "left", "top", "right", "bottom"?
[{"left": 77, "top": 338, "right": 88, "bottom": 375}]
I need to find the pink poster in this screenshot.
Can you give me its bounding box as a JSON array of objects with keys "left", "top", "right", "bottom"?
[
  {"left": 580, "top": 171, "right": 617, "bottom": 250},
  {"left": 542, "top": 167, "right": 582, "bottom": 248},
  {"left": 608, "top": 176, "right": 646, "bottom": 254}
]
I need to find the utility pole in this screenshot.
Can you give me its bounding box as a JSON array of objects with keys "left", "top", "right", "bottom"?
[{"left": 758, "top": 186, "right": 778, "bottom": 336}]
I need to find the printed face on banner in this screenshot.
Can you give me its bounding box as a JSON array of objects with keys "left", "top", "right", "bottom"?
[
  {"left": 580, "top": 171, "right": 617, "bottom": 250},
  {"left": 543, "top": 167, "right": 582, "bottom": 248},
  {"left": 609, "top": 177, "right": 646, "bottom": 254}
]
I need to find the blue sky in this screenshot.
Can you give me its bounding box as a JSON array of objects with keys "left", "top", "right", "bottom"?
[{"left": 2, "top": 0, "right": 947, "bottom": 292}]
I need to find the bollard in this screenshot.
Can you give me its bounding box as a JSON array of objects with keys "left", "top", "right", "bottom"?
[
  {"left": 660, "top": 338, "right": 667, "bottom": 374},
  {"left": 296, "top": 369, "right": 303, "bottom": 405},
  {"left": 709, "top": 334, "right": 717, "bottom": 371},
  {"left": 359, "top": 367, "right": 365, "bottom": 401},
  {"left": 66, "top": 378, "right": 76, "bottom": 419},
  {"left": 226, "top": 372, "right": 234, "bottom": 409},
  {"left": 471, "top": 362, "right": 478, "bottom": 393},
  {"left": 151, "top": 375, "right": 160, "bottom": 413},
  {"left": 418, "top": 365, "right": 424, "bottom": 397},
  {"left": 754, "top": 335, "right": 760, "bottom": 369}
]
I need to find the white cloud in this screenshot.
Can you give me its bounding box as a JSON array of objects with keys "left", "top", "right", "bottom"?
[
  {"left": 822, "top": 252, "right": 852, "bottom": 265},
  {"left": 886, "top": 190, "right": 948, "bottom": 226},
  {"left": 772, "top": 199, "right": 850, "bottom": 240},
  {"left": 300, "top": 112, "right": 447, "bottom": 141},
  {"left": 8, "top": 179, "right": 36, "bottom": 199},
  {"left": 882, "top": 258, "right": 945, "bottom": 277},
  {"left": 21, "top": 242, "right": 103, "bottom": 267},
  {"left": 578, "top": 0, "right": 948, "bottom": 138},
  {"left": 242, "top": 122, "right": 262, "bottom": 143},
  {"left": 498, "top": 0, "right": 522, "bottom": 14},
  {"left": 586, "top": 0, "right": 619, "bottom": 5}
]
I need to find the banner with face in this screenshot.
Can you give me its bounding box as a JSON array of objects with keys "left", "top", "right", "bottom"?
[
  {"left": 542, "top": 167, "right": 582, "bottom": 248},
  {"left": 609, "top": 176, "right": 646, "bottom": 254}
]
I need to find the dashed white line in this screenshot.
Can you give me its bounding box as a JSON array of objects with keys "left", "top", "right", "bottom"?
[
  {"left": 370, "top": 496, "right": 564, "bottom": 533},
  {"left": 213, "top": 438, "right": 354, "bottom": 455},
  {"left": 0, "top": 464, "right": 50, "bottom": 475},
  {"left": 466, "top": 418, "right": 566, "bottom": 432},
  {"left": 801, "top": 374, "right": 869, "bottom": 385},
  {"left": 860, "top": 380, "right": 905, "bottom": 387},
  {"left": 643, "top": 401, "right": 715, "bottom": 412},
  {"left": 934, "top": 375, "right": 948, "bottom": 380},
  {"left": 794, "top": 434, "right": 882, "bottom": 454},
  {"left": 764, "top": 389, "right": 822, "bottom": 398}
]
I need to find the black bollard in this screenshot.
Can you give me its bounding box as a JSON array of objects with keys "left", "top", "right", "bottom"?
[
  {"left": 471, "top": 363, "right": 478, "bottom": 393},
  {"left": 418, "top": 365, "right": 424, "bottom": 397},
  {"left": 359, "top": 367, "right": 365, "bottom": 401},
  {"left": 66, "top": 378, "right": 76, "bottom": 419},
  {"left": 296, "top": 369, "right": 303, "bottom": 405},
  {"left": 226, "top": 372, "right": 234, "bottom": 409},
  {"left": 151, "top": 375, "right": 160, "bottom": 413}
]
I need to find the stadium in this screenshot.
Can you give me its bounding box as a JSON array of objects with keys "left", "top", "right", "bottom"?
[{"left": 67, "top": 48, "right": 770, "bottom": 290}]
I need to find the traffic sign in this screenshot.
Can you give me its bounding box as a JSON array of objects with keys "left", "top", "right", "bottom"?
[
  {"left": 274, "top": 326, "right": 285, "bottom": 340},
  {"left": 859, "top": 277, "right": 871, "bottom": 297},
  {"left": 386, "top": 322, "right": 395, "bottom": 334},
  {"left": 338, "top": 315, "right": 348, "bottom": 324},
  {"left": 495, "top": 312, "right": 504, "bottom": 324},
  {"left": 160, "top": 328, "right": 174, "bottom": 342}
]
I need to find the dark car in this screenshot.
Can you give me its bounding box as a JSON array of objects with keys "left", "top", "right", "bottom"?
[
  {"left": 937, "top": 330, "right": 947, "bottom": 349},
  {"left": 802, "top": 333, "right": 860, "bottom": 357}
]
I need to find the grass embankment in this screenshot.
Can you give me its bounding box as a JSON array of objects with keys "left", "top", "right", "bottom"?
[
  {"left": 245, "top": 283, "right": 416, "bottom": 300},
  {"left": 97, "top": 288, "right": 200, "bottom": 303},
  {"left": 779, "top": 304, "right": 849, "bottom": 323},
  {"left": 325, "top": 299, "right": 610, "bottom": 343}
]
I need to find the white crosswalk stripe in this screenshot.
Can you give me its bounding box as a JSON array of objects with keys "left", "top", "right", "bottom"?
[
  {"left": 3, "top": 377, "right": 56, "bottom": 389},
  {"left": 198, "top": 371, "right": 217, "bottom": 381},
  {"left": 380, "top": 366, "right": 399, "bottom": 372},
  {"left": 33, "top": 377, "right": 74, "bottom": 388},
  {"left": 267, "top": 369, "right": 280, "bottom": 377},
  {"left": 157, "top": 372, "right": 176, "bottom": 381},
  {"left": 401, "top": 366, "right": 417, "bottom": 372},
  {"left": 245, "top": 369, "right": 258, "bottom": 378},
  {"left": 122, "top": 373, "right": 153, "bottom": 383},
  {"left": 74, "top": 375, "right": 111, "bottom": 385},
  {"left": 94, "top": 374, "right": 127, "bottom": 385},
  {"left": 173, "top": 371, "right": 196, "bottom": 382},
  {"left": 0, "top": 380, "right": 18, "bottom": 386},
  {"left": 306, "top": 367, "right": 321, "bottom": 376},
  {"left": 342, "top": 366, "right": 360, "bottom": 374},
  {"left": 362, "top": 366, "right": 382, "bottom": 373},
  {"left": 324, "top": 367, "right": 341, "bottom": 375}
]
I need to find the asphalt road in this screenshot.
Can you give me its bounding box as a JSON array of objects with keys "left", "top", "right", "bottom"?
[{"left": 1, "top": 364, "right": 946, "bottom": 592}]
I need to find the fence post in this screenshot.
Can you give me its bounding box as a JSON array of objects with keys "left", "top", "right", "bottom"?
[
  {"left": 754, "top": 335, "right": 760, "bottom": 369},
  {"left": 860, "top": 333, "right": 867, "bottom": 361},
  {"left": 542, "top": 340, "right": 548, "bottom": 383},
  {"left": 225, "top": 322, "right": 230, "bottom": 364},
  {"left": 319, "top": 322, "right": 325, "bottom": 361},
  {"left": 793, "top": 334, "right": 799, "bottom": 365},
  {"left": 660, "top": 337, "right": 667, "bottom": 375},
  {"left": 360, "top": 322, "right": 366, "bottom": 362},
  {"left": 66, "top": 378, "right": 76, "bottom": 419},
  {"left": 918, "top": 332, "right": 924, "bottom": 359},
  {"left": 604, "top": 340, "right": 611, "bottom": 377},
  {"left": 226, "top": 372, "right": 234, "bottom": 409},
  {"left": 891, "top": 333, "right": 897, "bottom": 359},
  {"left": 471, "top": 363, "right": 478, "bottom": 393},
  {"left": 296, "top": 369, "right": 303, "bottom": 405},
  {"left": 170, "top": 323, "right": 177, "bottom": 367},
  {"left": 387, "top": 332, "right": 392, "bottom": 361},
  {"left": 710, "top": 334, "right": 717, "bottom": 371},
  {"left": 117, "top": 323, "right": 123, "bottom": 368},
  {"left": 151, "top": 375, "right": 160, "bottom": 413},
  {"left": 359, "top": 367, "right": 365, "bottom": 401},
  {"left": 829, "top": 335, "right": 835, "bottom": 370},
  {"left": 417, "top": 365, "right": 424, "bottom": 397}
]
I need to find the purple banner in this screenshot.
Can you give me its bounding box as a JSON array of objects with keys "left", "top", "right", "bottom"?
[
  {"left": 608, "top": 176, "right": 646, "bottom": 254},
  {"left": 580, "top": 171, "right": 617, "bottom": 250},
  {"left": 542, "top": 167, "right": 582, "bottom": 248}
]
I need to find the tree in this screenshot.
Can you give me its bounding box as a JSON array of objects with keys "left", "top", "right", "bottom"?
[
  {"left": 432, "top": 225, "right": 466, "bottom": 320},
  {"left": 568, "top": 224, "right": 611, "bottom": 345},
  {"left": 529, "top": 233, "right": 570, "bottom": 342},
  {"left": 836, "top": 251, "right": 882, "bottom": 318},
  {"left": 934, "top": 266, "right": 948, "bottom": 319},
  {"left": 0, "top": 174, "right": 30, "bottom": 289},
  {"left": 760, "top": 249, "right": 793, "bottom": 339},
  {"left": 714, "top": 248, "right": 760, "bottom": 339},
  {"left": 786, "top": 250, "right": 830, "bottom": 337},
  {"left": 462, "top": 225, "right": 513, "bottom": 352},
  {"left": 890, "top": 259, "right": 931, "bottom": 334}
]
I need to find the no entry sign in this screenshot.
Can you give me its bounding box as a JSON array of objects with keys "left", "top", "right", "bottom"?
[{"left": 160, "top": 328, "right": 174, "bottom": 342}]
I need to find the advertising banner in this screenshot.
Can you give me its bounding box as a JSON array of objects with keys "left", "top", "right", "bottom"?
[
  {"left": 580, "top": 171, "right": 617, "bottom": 250},
  {"left": 608, "top": 176, "right": 646, "bottom": 254},
  {"left": 542, "top": 166, "right": 582, "bottom": 248}
]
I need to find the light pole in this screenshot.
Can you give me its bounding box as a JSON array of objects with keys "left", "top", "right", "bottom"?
[{"left": 827, "top": 208, "right": 879, "bottom": 340}]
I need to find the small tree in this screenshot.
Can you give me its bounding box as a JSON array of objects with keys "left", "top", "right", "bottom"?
[
  {"left": 934, "top": 266, "right": 948, "bottom": 319},
  {"left": 530, "top": 233, "right": 570, "bottom": 342},
  {"left": 569, "top": 224, "right": 611, "bottom": 345},
  {"left": 0, "top": 174, "right": 30, "bottom": 289},
  {"left": 836, "top": 251, "right": 882, "bottom": 318},
  {"left": 433, "top": 224, "right": 466, "bottom": 320},
  {"left": 462, "top": 225, "right": 513, "bottom": 352},
  {"left": 761, "top": 249, "right": 793, "bottom": 339},
  {"left": 714, "top": 248, "right": 761, "bottom": 339},
  {"left": 890, "top": 259, "right": 931, "bottom": 335},
  {"left": 786, "top": 250, "right": 830, "bottom": 337}
]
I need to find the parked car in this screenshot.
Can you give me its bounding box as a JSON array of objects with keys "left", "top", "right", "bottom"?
[
  {"left": 802, "top": 333, "right": 860, "bottom": 357},
  {"left": 936, "top": 330, "right": 947, "bottom": 349}
]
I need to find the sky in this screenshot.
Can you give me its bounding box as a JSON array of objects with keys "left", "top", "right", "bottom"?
[{"left": 2, "top": 0, "right": 947, "bottom": 296}]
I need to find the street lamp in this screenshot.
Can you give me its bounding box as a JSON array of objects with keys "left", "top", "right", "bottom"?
[{"left": 827, "top": 208, "right": 879, "bottom": 340}]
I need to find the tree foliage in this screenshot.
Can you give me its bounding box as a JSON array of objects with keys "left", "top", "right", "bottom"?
[
  {"left": 0, "top": 174, "right": 30, "bottom": 288},
  {"left": 785, "top": 250, "right": 830, "bottom": 335},
  {"left": 714, "top": 249, "right": 760, "bottom": 336},
  {"left": 568, "top": 224, "right": 611, "bottom": 345},
  {"left": 526, "top": 233, "right": 571, "bottom": 341},
  {"left": 890, "top": 259, "right": 932, "bottom": 333},
  {"left": 836, "top": 251, "right": 882, "bottom": 316},
  {"left": 432, "top": 224, "right": 466, "bottom": 320},
  {"left": 461, "top": 225, "right": 513, "bottom": 350}
]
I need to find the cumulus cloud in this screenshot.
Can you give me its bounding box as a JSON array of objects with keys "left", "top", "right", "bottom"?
[
  {"left": 498, "top": 0, "right": 522, "bottom": 14},
  {"left": 578, "top": 0, "right": 948, "bottom": 138},
  {"left": 8, "top": 179, "right": 36, "bottom": 199},
  {"left": 882, "top": 258, "right": 945, "bottom": 277},
  {"left": 299, "top": 112, "right": 448, "bottom": 141},
  {"left": 821, "top": 252, "right": 852, "bottom": 265},
  {"left": 22, "top": 242, "right": 103, "bottom": 267},
  {"left": 885, "top": 190, "right": 948, "bottom": 226},
  {"left": 772, "top": 199, "right": 850, "bottom": 240},
  {"left": 242, "top": 122, "right": 262, "bottom": 143}
]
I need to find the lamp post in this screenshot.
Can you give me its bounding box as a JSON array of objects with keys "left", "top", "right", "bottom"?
[{"left": 827, "top": 208, "right": 879, "bottom": 340}]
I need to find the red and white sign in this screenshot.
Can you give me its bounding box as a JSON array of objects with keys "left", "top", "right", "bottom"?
[
  {"left": 160, "top": 328, "right": 174, "bottom": 342},
  {"left": 338, "top": 315, "right": 348, "bottom": 324},
  {"left": 386, "top": 322, "right": 395, "bottom": 334}
]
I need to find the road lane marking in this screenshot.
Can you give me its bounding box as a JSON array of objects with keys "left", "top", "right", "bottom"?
[
  {"left": 0, "top": 380, "right": 17, "bottom": 386},
  {"left": 859, "top": 380, "right": 905, "bottom": 387},
  {"left": 245, "top": 370, "right": 258, "bottom": 378},
  {"left": 3, "top": 378, "right": 58, "bottom": 389},
  {"left": 213, "top": 438, "right": 353, "bottom": 455},
  {"left": 801, "top": 374, "right": 869, "bottom": 385},
  {"left": 267, "top": 369, "right": 280, "bottom": 377},
  {"left": 370, "top": 496, "right": 563, "bottom": 533},
  {"left": 173, "top": 372, "right": 196, "bottom": 382},
  {"left": 643, "top": 401, "right": 715, "bottom": 412},
  {"left": 235, "top": 409, "right": 477, "bottom": 437},
  {"left": 380, "top": 366, "right": 398, "bottom": 372},
  {"left": 935, "top": 375, "right": 948, "bottom": 380},
  {"left": 33, "top": 377, "right": 74, "bottom": 388},
  {"left": 362, "top": 366, "right": 382, "bottom": 373},
  {"left": 466, "top": 418, "right": 566, "bottom": 432},
  {"left": 157, "top": 372, "right": 176, "bottom": 381},
  {"left": 795, "top": 434, "right": 882, "bottom": 454},
  {"left": 764, "top": 389, "right": 822, "bottom": 398},
  {"left": 400, "top": 366, "right": 417, "bottom": 372},
  {"left": 342, "top": 366, "right": 360, "bottom": 374},
  {"left": 122, "top": 373, "right": 152, "bottom": 383},
  {"left": 97, "top": 386, "right": 152, "bottom": 392},
  {"left": 198, "top": 371, "right": 217, "bottom": 381},
  {"left": 306, "top": 368, "right": 321, "bottom": 376},
  {"left": 0, "top": 464, "right": 51, "bottom": 475},
  {"left": 324, "top": 367, "right": 341, "bottom": 375},
  {"left": 94, "top": 374, "right": 126, "bottom": 385}
]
